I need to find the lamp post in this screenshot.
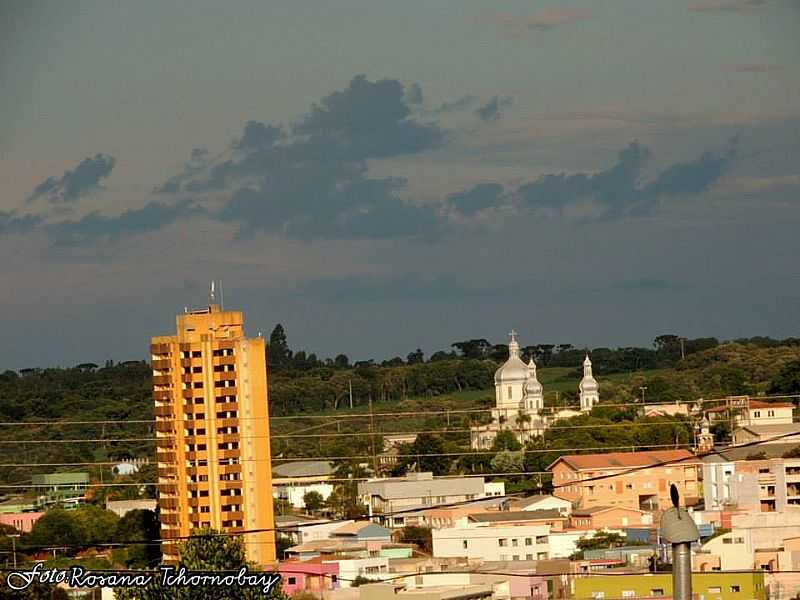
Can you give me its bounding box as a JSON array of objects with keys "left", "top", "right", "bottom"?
[{"left": 639, "top": 386, "right": 648, "bottom": 404}]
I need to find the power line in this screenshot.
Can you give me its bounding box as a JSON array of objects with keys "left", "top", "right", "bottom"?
[{"left": 0, "top": 393, "right": 795, "bottom": 427}]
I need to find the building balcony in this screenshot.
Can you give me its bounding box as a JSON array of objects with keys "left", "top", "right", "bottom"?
[
  {"left": 154, "top": 390, "right": 173, "bottom": 401},
  {"left": 214, "top": 387, "right": 238, "bottom": 398},
  {"left": 153, "top": 375, "right": 172, "bottom": 386},
  {"left": 155, "top": 422, "right": 174, "bottom": 434},
  {"left": 154, "top": 405, "right": 174, "bottom": 417},
  {"left": 161, "top": 514, "right": 180, "bottom": 526},
  {"left": 158, "top": 483, "right": 177, "bottom": 494},
  {"left": 159, "top": 498, "right": 179, "bottom": 510},
  {"left": 221, "top": 510, "right": 245, "bottom": 522}
]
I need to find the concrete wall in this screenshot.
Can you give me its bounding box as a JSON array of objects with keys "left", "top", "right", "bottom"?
[{"left": 433, "top": 524, "right": 550, "bottom": 561}]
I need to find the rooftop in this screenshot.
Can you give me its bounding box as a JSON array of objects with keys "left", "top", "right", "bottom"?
[
  {"left": 273, "top": 460, "right": 334, "bottom": 478},
  {"left": 572, "top": 506, "right": 643, "bottom": 516},
  {"left": 548, "top": 449, "right": 695, "bottom": 471},
  {"left": 469, "top": 509, "right": 565, "bottom": 523}
]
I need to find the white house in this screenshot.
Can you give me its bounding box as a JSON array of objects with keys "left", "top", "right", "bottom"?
[
  {"left": 508, "top": 494, "right": 572, "bottom": 516},
  {"left": 432, "top": 523, "right": 550, "bottom": 561}
]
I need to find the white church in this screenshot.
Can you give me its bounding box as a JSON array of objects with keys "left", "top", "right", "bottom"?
[{"left": 470, "top": 331, "right": 600, "bottom": 450}]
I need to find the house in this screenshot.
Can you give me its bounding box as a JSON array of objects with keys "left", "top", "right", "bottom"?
[
  {"left": 358, "top": 473, "right": 504, "bottom": 528},
  {"left": 432, "top": 523, "right": 550, "bottom": 561},
  {"left": 358, "top": 582, "right": 493, "bottom": 600},
  {"left": 273, "top": 460, "right": 335, "bottom": 509},
  {"left": 568, "top": 506, "right": 651, "bottom": 529},
  {"left": 733, "top": 423, "right": 800, "bottom": 446},
  {"left": 641, "top": 402, "right": 691, "bottom": 418},
  {"left": 468, "top": 509, "right": 568, "bottom": 531},
  {"left": 705, "top": 398, "right": 794, "bottom": 428},
  {"left": 276, "top": 514, "right": 335, "bottom": 545},
  {"left": 285, "top": 539, "right": 414, "bottom": 561},
  {"left": 332, "top": 521, "right": 393, "bottom": 542},
  {"left": 573, "top": 572, "right": 766, "bottom": 600},
  {"left": 280, "top": 558, "right": 340, "bottom": 595},
  {"left": 105, "top": 499, "right": 157, "bottom": 517},
  {"left": 507, "top": 495, "right": 572, "bottom": 516},
  {"left": 547, "top": 450, "right": 700, "bottom": 511},
  {"left": 0, "top": 511, "right": 43, "bottom": 533}
]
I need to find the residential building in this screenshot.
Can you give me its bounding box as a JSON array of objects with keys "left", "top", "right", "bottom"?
[
  {"left": 468, "top": 509, "right": 568, "bottom": 531},
  {"left": 573, "top": 572, "right": 766, "bottom": 600},
  {"left": 335, "top": 557, "right": 392, "bottom": 587},
  {"left": 432, "top": 523, "right": 550, "bottom": 561},
  {"left": 0, "top": 497, "right": 37, "bottom": 514},
  {"left": 358, "top": 582, "right": 493, "bottom": 600},
  {"left": 705, "top": 398, "right": 794, "bottom": 428},
  {"left": 401, "top": 497, "right": 509, "bottom": 530},
  {"left": 332, "top": 521, "right": 393, "bottom": 541},
  {"left": 275, "top": 514, "right": 333, "bottom": 545},
  {"left": 285, "top": 539, "right": 413, "bottom": 561},
  {"left": 506, "top": 495, "right": 572, "bottom": 516},
  {"left": 569, "top": 506, "right": 651, "bottom": 529},
  {"left": 151, "top": 300, "right": 276, "bottom": 565},
  {"left": 30, "top": 472, "right": 89, "bottom": 507},
  {"left": 548, "top": 530, "right": 614, "bottom": 559},
  {"left": 0, "top": 512, "right": 43, "bottom": 533},
  {"left": 273, "top": 460, "right": 335, "bottom": 509},
  {"left": 105, "top": 499, "right": 157, "bottom": 517},
  {"left": 358, "top": 472, "right": 504, "bottom": 527},
  {"left": 548, "top": 450, "right": 700, "bottom": 510},
  {"left": 701, "top": 442, "right": 799, "bottom": 510},
  {"left": 280, "top": 558, "right": 340, "bottom": 595},
  {"left": 733, "top": 423, "right": 800, "bottom": 446}
]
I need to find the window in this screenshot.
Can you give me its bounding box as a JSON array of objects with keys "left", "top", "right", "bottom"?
[
  {"left": 650, "top": 589, "right": 664, "bottom": 597},
  {"left": 526, "top": 554, "right": 533, "bottom": 560},
  {"left": 734, "top": 537, "right": 744, "bottom": 544},
  {"left": 708, "top": 587, "right": 721, "bottom": 594},
  {"left": 525, "top": 538, "right": 532, "bottom": 546},
  {"left": 723, "top": 538, "right": 732, "bottom": 544},
  {"left": 463, "top": 540, "right": 468, "bottom": 549},
  {"left": 512, "top": 538, "right": 518, "bottom": 547},
  {"left": 508, "top": 386, "right": 512, "bottom": 399},
  {"left": 730, "top": 586, "right": 741, "bottom": 593},
  {"left": 622, "top": 592, "right": 635, "bottom": 599},
  {"left": 287, "top": 578, "right": 296, "bottom": 585},
  {"left": 591, "top": 593, "right": 604, "bottom": 599},
  {"left": 498, "top": 538, "right": 507, "bottom": 547}
]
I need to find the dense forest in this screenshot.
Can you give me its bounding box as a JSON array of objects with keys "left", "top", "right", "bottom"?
[{"left": 1, "top": 330, "right": 799, "bottom": 494}]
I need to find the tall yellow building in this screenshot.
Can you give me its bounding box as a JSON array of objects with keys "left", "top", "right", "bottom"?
[{"left": 151, "top": 302, "right": 276, "bottom": 565}]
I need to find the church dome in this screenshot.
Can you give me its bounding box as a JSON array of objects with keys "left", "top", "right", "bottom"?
[
  {"left": 524, "top": 358, "right": 543, "bottom": 395},
  {"left": 579, "top": 354, "right": 598, "bottom": 392},
  {"left": 494, "top": 331, "right": 529, "bottom": 384}
]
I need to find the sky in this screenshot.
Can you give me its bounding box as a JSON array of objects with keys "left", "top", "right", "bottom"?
[{"left": 1, "top": 0, "right": 799, "bottom": 369}]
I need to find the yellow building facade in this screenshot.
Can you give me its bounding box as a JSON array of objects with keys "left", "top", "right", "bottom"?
[
  {"left": 151, "top": 303, "right": 276, "bottom": 565},
  {"left": 574, "top": 572, "right": 767, "bottom": 600}
]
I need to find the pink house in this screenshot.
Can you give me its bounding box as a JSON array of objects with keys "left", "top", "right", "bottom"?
[
  {"left": 280, "top": 558, "right": 340, "bottom": 595},
  {"left": 507, "top": 573, "right": 548, "bottom": 600},
  {"left": 0, "top": 512, "right": 43, "bottom": 533}
]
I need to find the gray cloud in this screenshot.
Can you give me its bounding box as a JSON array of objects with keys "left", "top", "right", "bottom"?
[
  {"left": 405, "top": 82, "right": 423, "bottom": 105},
  {"left": 435, "top": 95, "right": 477, "bottom": 113},
  {"left": 688, "top": 0, "right": 766, "bottom": 12},
  {"left": 513, "top": 140, "right": 736, "bottom": 219},
  {"left": 477, "top": 9, "right": 591, "bottom": 39},
  {"left": 446, "top": 183, "right": 506, "bottom": 216},
  {"left": 476, "top": 96, "right": 512, "bottom": 122},
  {"left": 47, "top": 199, "right": 201, "bottom": 245},
  {"left": 153, "top": 148, "right": 210, "bottom": 194},
  {"left": 167, "top": 75, "right": 446, "bottom": 240},
  {"left": 0, "top": 211, "right": 42, "bottom": 234},
  {"left": 27, "top": 153, "right": 116, "bottom": 203}
]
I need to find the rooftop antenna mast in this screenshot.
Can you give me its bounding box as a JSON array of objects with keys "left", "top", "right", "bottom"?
[
  {"left": 209, "top": 280, "right": 217, "bottom": 304},
  {"left": 219, "top": 280, "right": 224, "bottom": 309}
]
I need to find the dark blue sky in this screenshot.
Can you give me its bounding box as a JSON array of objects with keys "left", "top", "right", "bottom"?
[{"left": 1, "top": 0, "right": 799, "bottom": 369}]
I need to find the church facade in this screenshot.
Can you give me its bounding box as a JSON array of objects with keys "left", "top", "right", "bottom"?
[{"left": 470, "top": 331, "right": 601, "bottom": 450}]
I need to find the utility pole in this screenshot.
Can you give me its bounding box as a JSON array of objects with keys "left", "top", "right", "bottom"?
[
  {"left": 679, "top": 338, "right": 686, "bottom": 361},
  {"left": 640, "top": 386, "right": 648, "bottom": 404},
  {"left": 9, "top": 534, "right": 19, "bottom": 568},
  {"left": 349, "top": 379, "right": 353, "bottom": 409},
  {"left": 369, "top": 395, "right": 378, "bottom": 475}
]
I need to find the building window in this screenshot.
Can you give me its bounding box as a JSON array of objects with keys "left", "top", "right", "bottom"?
[
  {"left": 463, "top": 540, "right": 468, "bottom": 549},
  {"left": 622, "top": 592, "right": 635, "bottom": 599},
  {"left": 508, "top": 386, "right": 512, "bottom": 399},
  {"left": 498, "top": 539, "right": 507, "bottom": 547},
  {"left": 526, "top": 554, "right": 533, "bottom": 560},
  {"left": 512, "top": 539, "right": 518, "bottom": 547},
  {"left": 591, "top": 593, "right": 604, "bottom": 599},
  {"left": 708, "top": 588, "right": 721, "bottom": 594},
  {"left": 730, "top": 586, "right": 740, "bottom": 593},
  {"left": 525, "top": 538, "right": 532, "bottom": 546},
  {"left": 512, "top": 555, "right": 519, "bottom": 561},
  {"left": 650, "top": 589, "right": 664, "bottom": 597},
  {"left": 287, "top": 577, "right": 296, "bottom": 585}
]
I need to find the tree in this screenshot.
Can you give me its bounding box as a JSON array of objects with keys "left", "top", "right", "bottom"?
[
  {"left": 71, "top": 504, "right": 119, "bottom": 545},
  {"left": 408, "top": 433, "right": 449, "bottom": 475},
  {"left": 451, "top": 339, "right": 491, "bottom": 359},
  {"left": 0, "top": 573, "right": 69, "bottom": 599},
  {"left": 407, "top": 349, "right": 424, "bottom": 364},
  {"left": 25, "top": 508, "right": 85, "bottom": 548},
  {"left": 492, "top": 430, "right": 522, "bottom": 452},
  {"left": 351, "top": 576, "right": 379, "bottom": 587},
  {"left": 769, "top": 360, "right": 800, "bottom": 395},
  {"left": 398, "top": 526, "right": 433, "bottom": 554},
  {"left": 114, "top": 527, "right": 288, "bottom": 600},
  {"left": 114, "top": 508, "right": 161, "bottom": 568},
  {"left": 571, "top": 531, "right": 641, "bottom": 558},
  {"left": 303, "top": 490, "right": 324, "bottom": 514},
  {"left": 491, "top": 450, "right": 525, "bottom": 473},
  {"left": 269, "top": 324, "right": 291, "bottom": 369},
  {"left": 334, "top": 354, "right": 350, "bottom": 369}
]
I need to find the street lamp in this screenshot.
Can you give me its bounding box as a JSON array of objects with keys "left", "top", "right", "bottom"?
[{"left": 639, "top": 386, "right": 648, "bottom": 404}]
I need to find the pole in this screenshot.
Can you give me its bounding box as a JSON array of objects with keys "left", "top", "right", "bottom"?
[
  {"left": 672, "top": 542, "right": 692, "bottom": 600},
  {"left": 10, "top": 535, "right": 18, "bottom": 569},
  {"left": 349, "top": 379, "right": 353, "bottom": 410}
]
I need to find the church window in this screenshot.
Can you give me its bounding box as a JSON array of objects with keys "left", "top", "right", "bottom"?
[{"left": 507, "top": 386, "right": 512, "bottom": 400}]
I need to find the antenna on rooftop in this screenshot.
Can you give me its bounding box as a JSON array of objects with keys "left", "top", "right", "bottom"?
[{"left": 210, "top": 280, "right": 216, "bottom": 304}]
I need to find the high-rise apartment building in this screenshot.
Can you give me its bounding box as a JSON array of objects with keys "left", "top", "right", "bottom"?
[{"left": 151, "top": 302, "right": 276, "bottom": 565}]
